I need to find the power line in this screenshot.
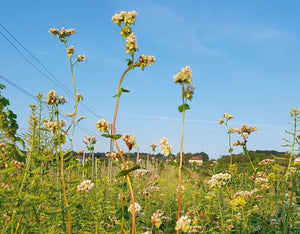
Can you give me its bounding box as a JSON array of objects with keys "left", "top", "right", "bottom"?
[
  {"left": 0, "top": 24, "right": 102, "bottom": 120},
  {"left": 0, "top": 74, "right": 109, "bottom": 145},
  {"left": 0, "top": 75, "right": 36, "bottom": 100}
]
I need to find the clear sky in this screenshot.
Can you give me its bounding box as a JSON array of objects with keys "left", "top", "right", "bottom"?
[{"left": 1, "top": 0, "right": 299, "bottom": 159}]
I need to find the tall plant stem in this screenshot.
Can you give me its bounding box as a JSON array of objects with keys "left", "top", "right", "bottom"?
[
  {"left": 286, "top": 114, "right": 297, "bottom": 174},
  {"left": 56, "top": 112, "right": 71, "bottom": 234},
  {"left": 176, "top": 85, "right": 186, "bottom": 232},
  {"left": 243, "top": 145, "right": 256, "bottom": 172},
  {"left": 112, "top": 66, "right": 136, "bottom": 234},
  {"left": 63, "top": 42, "right": 78, "bottom": 146}
]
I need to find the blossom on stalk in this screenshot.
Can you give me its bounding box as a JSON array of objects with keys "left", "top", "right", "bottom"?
[
  {"left": 128, "top": 202, "right": 142, "bottom": 214},
  {"left": 96, "top": 119, "right": 110, "bottom": 133},
  {"left": 67, "top": 46, "right": 74, "bottom": 58},
  {"left": 48, "top": 27, "right": 75, "bottom": 39},
  {"left": 151, "top": 209, "right": 164, "bottom": 228},
  {"left": 175, "top": 215, "right": 191, "bottom": 232},
  {"left": 173, "top": 66, "right": 192, "bottom": 84},
  {"left": 112, "top": 11, "right": 138, "bottom": 27},
  {"left": 150, "top": 143, "right": 156, "bottom": 152},
  {"left": 160, "top": 137, "right": 172, "bottom": 156},
  {"left": 76, "top": 180, "right": 94, "bottom": 193},
  {"left": 125, "top": 33, "right": 138, "bottom": 56},
  {"left": 207, "top": 172, "right": 231, "bottom": 188},
  {"left": 183, "top": 84, "right": 195, "bottom": 100},
  {"left": 46, "top": 90, "right": 58, "bottom": 105},
  {"left": 138, "top": 55, "right": 156, "bottom": 70},
  {"left": 122, "top": 134, "right": 136, "bottom": 150},
  {"left": 75, "top": 55, "right": 86, "bottom": 62}
]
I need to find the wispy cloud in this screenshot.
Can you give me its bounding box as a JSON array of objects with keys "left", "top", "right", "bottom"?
[{"left": 126, "top": 114, "right": 286, "bottom": 130}]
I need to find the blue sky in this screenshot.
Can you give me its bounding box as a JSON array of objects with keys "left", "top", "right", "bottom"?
[{"left": 1, "top": 0, "right": 299, "bottom": 159}]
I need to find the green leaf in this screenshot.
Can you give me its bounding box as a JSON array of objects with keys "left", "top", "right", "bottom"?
[
  {"left": 178, "top": 104, "right": 190, "bottom": 113},
  {"left": 101, "top": 134, "right": 122, "bottom": 140},
  {"left": 121, "top": 87, "right": 130, "bottom": 93},
  {"left": 0, "top": 97, "right": 10, "bottom": 107},
  {"left": 0, "top": 84, "right": 5, "bottom": 89},
  {"left": 271, "top": 154, "right": 286, "bottom": 160},
  {"left": 228, "top": 148, "right": 233, "bottom": 154},
  {"left": 116, "top": 164, "right": 141, "bottom": 178}
]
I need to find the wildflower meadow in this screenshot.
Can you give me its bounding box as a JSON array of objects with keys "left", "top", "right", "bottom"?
[{"left": 1, "top": 10, "right": 300, "bottom": 234}]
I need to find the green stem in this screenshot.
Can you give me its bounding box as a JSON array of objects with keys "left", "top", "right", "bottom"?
[
  {"left": 56, "top": 110, "right": 71, "bottom": 234},
  {"left": 112, "top": 65, "right": 136, "bottom": 234},
  {"left": 286, "top": 114, "right": 297, "bottom": 175},
  {"left": 243, "top": 145, "right": 256, "bottom": 172},
  {"left": 176, "top": 85, "right": 186, "bottom": 233}
]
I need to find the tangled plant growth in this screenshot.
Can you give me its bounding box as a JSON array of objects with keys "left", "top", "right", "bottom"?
[{"left": 0, "top": 10, "right": 300, "bottom": 234}]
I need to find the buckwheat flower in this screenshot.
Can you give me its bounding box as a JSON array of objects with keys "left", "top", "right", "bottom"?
[
  {"left": 293, "top": 157, "right": 300, "bottom": 166},
  {"left": 184, "top": 84, "right": 195, "bottom": 100},
  {"left": 48, "top": 28, "right": 60, "bottom": 37},
  {"left": 135, "top": 169, "right": 150, "bottom": 178},
  {"left": 175, "top": 215, "right": 191, "bottom": 232},
  {"left": 122, "top": 134, "right": 137, "bottom": 150},
  {"left": 143, "top": 186, "right": 159, "bottom": 197},
  {"left": 106, "top": 152, "right": 118, "bottom": 161},
  {"left": 43, "top": 121, "right": 58, "bottom": 133},
  {"left": 59, "top": 120, "right": 66, "bottom": 127},
  {"left": 77, "top": 180, "right": 94, "bottom": 193},
  {"left": 253, "top": 205, "right": 259, "bottom": 213},
  {"left": 128, "top": 202, "right": 142, "bottom": 214},
  {"left": 223, "top": 113, "right": 234, "bottom": 120},
  {"left": 290, "top": 108, "right": 300, "bottom": 118},
  {"left": 124, "top": 11, "right": 138, "bottom": 26},
  {"left": 218, "top": 119, "right": 224, "bottom": 125},
  {"left": 76, "top": 93, "right": 83, "bottom": 102},
  {"left": 46, "top": 90, "right": 58, "bottom": 105},
  {"left": 225, "top": 224, "right": 234, "bottom": 231},
  {"left": 173, "top": 66, "right": 192, "bottom": 84},
  {"left": 150, "top": 143, "right": 156, "bottom": 152},
  {"left": 160, "top": 137, "right": 173, "bottom": 156},
  {"left": 151, "top": 209, "right": 164, "bottom": 228},
  {"left": 125, "top": 33, "right": 138, "bottom": 56},
  {"left": 12, "top": 160, "right": 24, "bottom": 171},
  {"left": 67, "top": 46, "right": 74, "bottom": 58},
  {"left": 76, "top": 116, "right": 85, "bottom": 122},
  {"left": 57, "top": 96, "right": 67, "bottom": 105},
  {"left": 112, "top": 11, "right": 126, "bottom": 26},
  {"left": 75, "top": 55, "right": 86, "bottom": 62},
  {"left": 259, "top": 159, "right": 275, "bottom": 166},
  {"left": 207, "top": 172, "right": 231, "bottom": 188},
  {"left": 138, "top": 55, "right": 156, "bottom": 70},
  {"left": 65, "top": 113, "right": 73, "bottom": 117},
  {"left": 233, "top": 140, "right": 245, "bottom": 146}
]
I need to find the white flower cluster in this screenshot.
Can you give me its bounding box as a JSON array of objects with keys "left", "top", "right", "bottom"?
[
  {"left": 128, "top": 202, "right": 142, "bottom": 214},
  {"left": 77, "top": 180, "right": 94, "bottom": 193},
  {"left": 173, "top": 66, "right": 193, "bottom": 84},
  {"left": 135, "top": 169, "right": 150, "bottom": 178},
  {"left": 175, "top": 215, "right": 191, "bottom": 232},
  {"left": 160, "top": 137, "right": 172, "bottom": 156},
  {"left": 207, "top": 172, "right": 231, "bottom": 188}
]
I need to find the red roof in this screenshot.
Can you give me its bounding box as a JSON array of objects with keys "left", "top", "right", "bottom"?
[{"left": 189, "top": 156, "right": 203, "bottom": 161}]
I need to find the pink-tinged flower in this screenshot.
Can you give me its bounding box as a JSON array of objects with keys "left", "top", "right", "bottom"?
[
  {"left": 122, "top": 134, "right": 136, "bottom": 150},
  {"left": 96, "top": 119, "right": 110, "bottom": 133}
]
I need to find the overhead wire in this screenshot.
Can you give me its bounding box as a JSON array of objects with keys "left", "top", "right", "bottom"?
[
  {"left": 0, "top": 23, "right": 102, "bottom": 120},
  {"left": 0, "top": 74, "right": 109, "bottom": 145}
]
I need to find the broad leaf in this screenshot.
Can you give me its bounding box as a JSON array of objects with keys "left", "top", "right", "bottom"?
[
  {"left": 178, "top": 104, "right": 190, "bottom": 113},
  {"left": 116, "top": 164, "right": 141, "bottom": 178},
  {"left": 101, "top": 134, "right": 122, "bottom": 140}
]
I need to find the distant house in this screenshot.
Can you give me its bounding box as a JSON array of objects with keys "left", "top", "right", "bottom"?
[{"left": 188, "top": 156, "right": 203, "bottom": 166}]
